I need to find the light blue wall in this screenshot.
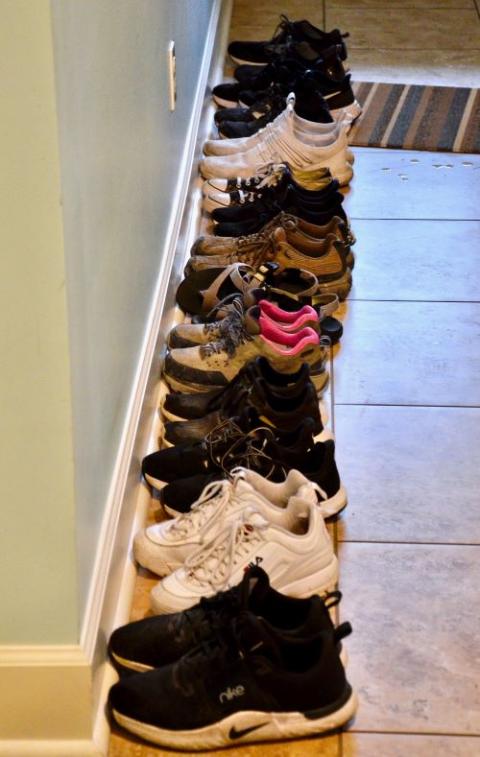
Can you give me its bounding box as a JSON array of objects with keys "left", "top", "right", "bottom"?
[
  {"left": 51, "top": 0, "right": 215, "bottom": 625},
  {"left": 0, "top": 0, "right": 78, "bottom": 645}
]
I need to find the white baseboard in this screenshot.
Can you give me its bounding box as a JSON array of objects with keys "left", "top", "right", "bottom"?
[{"left": 0, "top": 1, "right": 233, "bottom": 755}]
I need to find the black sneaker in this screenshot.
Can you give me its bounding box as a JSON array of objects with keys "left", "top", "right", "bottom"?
[
  {"left": 233, "top": 41, "right": 346, "bottom": 87},
  {"left": 144, "top": 412, "right": 319, "bottom": 489},
  {"left": 161, "top": 377, "right": 327, "bottom": 444},
  {"left": 218, "top": 79, "right": 333, "bottom": 139},
  {"left": 163, "top": 357, "right": 312, "bottom": 419},
  {"left": 238, "top": 59, "right": 355, "bottom": 112},
  {"left": 211, "top": 174, "right": 339, "bottom": 224},
  {"left": 162, "top": 372, "right": 325, "bottom": 446},
  {"left": 109, "top": 606, "right": 357, "bottom": 749},
  {"left": 214, "top": 85, "right": 287, "bottom": 125},
  {"left": 227, "top": 15, "right": 348, "bottom": 66},
  {"left": 214, "top": 192, "right": 348, "bottom": 238},
  {"left": 160, "top": 434, "right": 345, "bottom": 519},
  {"left": 215, "top": 45, "right": 347, "bottom": 108},
  {"left": 108, "top": 565, "right": 342, "bottom": 674}
]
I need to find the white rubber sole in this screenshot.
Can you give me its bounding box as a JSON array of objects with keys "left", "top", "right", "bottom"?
[
  {"left": 144, "top": 472, "right": 167, "bottom": 491},
  {"left": 229, "top": 55, "right": 266, "bottom": 67},
  {"left": 319, "top": 485, "right": 348, "bottom": 520},
  {"left": 163, "top": 371, "right": 228, "bottom": 394},
  {"left": 112, "top": 688, "right": 357, "bottom": 750},
  {"left": 213, "top": 94, "right": 238, "bottom": 108},
  {"left": 203, "top": 195, "right": 231, "bottom": 214},
  {"left": 110, "top": 651, "right": 154, "bottom": 674},
  {"left": 160, "top": 405, "right": 187, "bottom": 423}
]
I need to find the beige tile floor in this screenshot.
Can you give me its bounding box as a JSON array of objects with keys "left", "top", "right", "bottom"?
[{"left": 109, "top": 1, "right": 480, "bottom": 754}]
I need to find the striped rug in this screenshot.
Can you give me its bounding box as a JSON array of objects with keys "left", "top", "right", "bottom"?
[{"left": 350, "top": 81, "right": 480, "bottom": 153}]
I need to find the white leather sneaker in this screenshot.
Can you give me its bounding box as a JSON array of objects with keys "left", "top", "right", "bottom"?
[
  {"left": 201, "top": 101, "right": 353, "bottom": 185},
  {"left": 149, "top": 480, "right": 338, "bottom": 614},
  {"left": 134, "top": 468, "right": 327, "bottom": 577}
]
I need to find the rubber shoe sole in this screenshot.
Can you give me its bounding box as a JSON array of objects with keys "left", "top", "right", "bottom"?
[{"left": 112, "top": 688, "right": 358, "bottom": 751}]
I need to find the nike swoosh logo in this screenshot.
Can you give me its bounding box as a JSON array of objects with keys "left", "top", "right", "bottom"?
[
  {"left": 323, "top": 91, "right": 342, "bottom": 100},
  {"left": 229, "top": 722, "right": 268, "bottom": 740}
]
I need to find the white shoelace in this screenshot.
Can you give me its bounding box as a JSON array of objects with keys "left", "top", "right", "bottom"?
[
  {"left": 166, "top": 480, "right": 232, "bottom": 541},
  {"left": 183, "top": 509, "right": 268, "bottom": 592},
  {"left": 165, "top": 469, "right": 252, "bottom": 542}
]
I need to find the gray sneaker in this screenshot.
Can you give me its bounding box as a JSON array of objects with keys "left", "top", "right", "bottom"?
[{"left": 163, "top": 308, "right": 327, "bottom": 393}]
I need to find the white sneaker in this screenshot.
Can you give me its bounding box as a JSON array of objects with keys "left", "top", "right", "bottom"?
[
  {"left": 150, "top": 487, "right": 338, "bottom": 615},
  {"left": 134, "top": 468, "right": 326, "bottom": 576},
  {"left": 204, "top": 103, "right": 343, "bottom": 158},
  {"left": 200, "top": 106, "right": 352, "bottom": 185}
]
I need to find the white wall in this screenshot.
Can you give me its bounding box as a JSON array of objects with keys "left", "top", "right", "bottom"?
[{"left": 51, "top": 0, "right": 216, "bottom": 625}]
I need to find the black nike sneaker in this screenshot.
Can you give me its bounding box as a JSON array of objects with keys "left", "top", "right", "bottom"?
[
  {"left": 160, "top": 433, "right": 345, "bottom": 519},
  {"left": 227, "top": 15, "right": 348, "bottom": 66},
  {"left": 109, "top": 605, "right": 357, "bottom": 749},
  {"left": 108, "top": 565, "right": 342, "bottom": 674}
]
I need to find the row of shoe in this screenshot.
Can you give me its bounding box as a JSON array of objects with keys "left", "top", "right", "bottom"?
[{"left": 108, "top": 15, "right": 360, "bottom": 751}]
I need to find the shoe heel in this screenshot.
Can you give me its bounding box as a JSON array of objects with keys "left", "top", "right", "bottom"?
[
  {"left": 317, "top": 271, "right": 352, "bottom": 301},
  {"left": 280, "top": 555, "right": 339, "bottom": 598}
]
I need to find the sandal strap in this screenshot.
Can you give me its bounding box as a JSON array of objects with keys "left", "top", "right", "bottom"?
[{"left": 200, "top": 263, "right": 253, "bottom": 313}]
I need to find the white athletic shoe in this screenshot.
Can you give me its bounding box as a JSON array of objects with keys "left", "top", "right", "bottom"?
[
  {"left": 204, "top": 105, "right": 344, "bottom": 158},
  {"left": 200, "top": 102, "right": 353, "bottom": 185},
  {"left": 134, "top": 468, "right": 326, "bottom": 576},
  {"left": 150, "top": 486, "right": 338, "bottom": 615}
]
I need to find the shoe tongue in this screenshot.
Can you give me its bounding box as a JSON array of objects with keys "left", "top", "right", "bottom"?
[
  {"left": 237, "top": 611, "right": 284, "bottom": 665},
  {"left": 239, "top": 565, "right": 271, "bottom": 609},
  {"left": 295, "top": 40, "right": 320, "bottom": 62}
]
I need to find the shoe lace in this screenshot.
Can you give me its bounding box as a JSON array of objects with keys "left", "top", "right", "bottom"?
[
  {"left": 183, "top": 509, "right": 268, "bottom": 593},
  {"left": 174, "top": 614, "right": 244, "bottom": 693},
  {"left": 199, "top": 314, "right": 254, "bottom": 358},
  {"left": 237, "top": 163, "right": 285, "bottom": 194},
  {"left": 170, "top": 582, "right": 241, "bottom": 647},
  {"left": 222, "top": 430, "right": 287, "bottom": 478},
  {"left": 203, "top": 298, "right": 245, "bottom": 335},
  {"left": 231, "top": 235, "right": 275, "bottom": 268},
  {"left": 265, "top": 14, "right": 295, "bottom": 51},
  {"left": 166, "top": 479, "right": 233, "bottom": 541},
  {"left": 204, "top": 416, "right": 248, "bottom": 460}
]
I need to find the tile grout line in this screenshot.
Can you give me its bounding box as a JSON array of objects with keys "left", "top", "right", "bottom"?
[
  {"left": 334, "top": 402, "right": 480, "bottom": 408},
  {"left": 349, "top": 728, "right": 480, "bottom": 738},
  {"left": 347, "top": 217, "right": 480, "bottom": 222},
  {"left": 346, "top": 298, "right": 480, "bottom": 303},
  {"left": 338, "top": 538, "right": 480, "bottom": 547}
]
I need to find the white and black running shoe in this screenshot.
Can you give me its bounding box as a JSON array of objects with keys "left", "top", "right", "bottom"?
[{"left": 109, "top": 601, "right": 357, "bottom": 750}]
